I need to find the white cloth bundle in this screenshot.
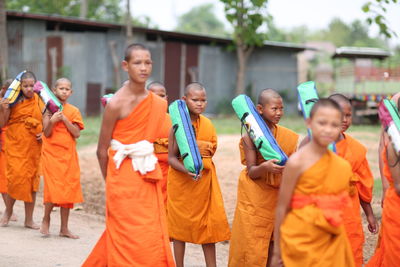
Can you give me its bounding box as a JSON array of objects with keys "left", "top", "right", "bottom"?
[{"left": 110, "top": 139, "right": 158, "bottom": 175}]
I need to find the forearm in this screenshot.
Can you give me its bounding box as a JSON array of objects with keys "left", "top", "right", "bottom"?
[
  {"left": 43, "top": 121, "right": 55, "bottom": 137},
  {"left": 248, "top": 165, "right": 265, "bottom": 179},
  {"left": 96, "top": 149, "right": 108, "bottom": 180},
  {"left": 273, "top": 206, "right": 288, "bottom": 255},
  {"left": 360, "top": 199, "right": 374, "bottom": 217},
  {"left": 0, "top": 109, "right": 10, "bottom": 127},
  {"left": 63, "top": 119, "right": 80, "bottom": 138},
  {"left": 168, "top": 156, "right": 188, "bottom": 174}
]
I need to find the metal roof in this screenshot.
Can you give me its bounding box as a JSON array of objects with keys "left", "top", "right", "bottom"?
[
  {"left": 332, "top": 46, "right": 391, "bottom": 60},
  {"left": 6, "top": 10, "right": 308, "bottom": 52}
]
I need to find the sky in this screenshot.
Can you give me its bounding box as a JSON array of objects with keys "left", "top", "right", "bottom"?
[{"left": 130, "top": 0, "right": 400, "bottom": 45}]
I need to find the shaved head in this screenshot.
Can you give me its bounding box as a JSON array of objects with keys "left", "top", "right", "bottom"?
[
  {"left": 310, "top": 98, "right": 342, "bottom": 118},
  {"left": 55, "top": 77, "right": 71, "bottom": 87},
  {"left": 184, "top": 82, "right": 205, "bottom": 96},
  {"left": 258, "top": 88, "right": 282, "bottom": 106},
  {"left": 147, "top": 81, "right": 165, "bottom": 91},
  {"left": 329, "top": 93, "right": 351, "bottom": 107},
  {"left": 124, "top": 43, "right": 150, "bottom": 62}
]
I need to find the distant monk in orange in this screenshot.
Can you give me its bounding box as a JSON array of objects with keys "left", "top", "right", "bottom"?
[
  {"left": 0, "top": 79, "right": 12, "bottom": 209},
  {"left": 148, "top": 81, "right": 171, "bottom": 204},
  {"left": 167, "top": 83, "right": 230, "bottom": 267},
  {"left": 39, "top": 78, "right": 84, "bottom": 239},
  {"left": 0, "top": 71, "right": 43, "bottom": 228},
  {"left": 328, "top": 93, "right": 377, "bottom": 266},
  {"left": 228, "top": 89, "right": 299, "bottom": 267},
  {"left": 82, "top": 44, "right": 174, "bottom": 267},
  {"left": 367, "top": 94, "right": 400, "bottom": 267},
  {"left": 271, "top": 99, "right": 355, "bottom": 267}
]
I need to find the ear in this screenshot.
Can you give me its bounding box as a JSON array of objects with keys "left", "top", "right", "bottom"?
[
  {"left": 122, "top": 60, "right": 128, "bottom": 72},
  {"left": 182, "top": 95, "right": 186, "bottom": 101},
  {"left": 165, "top": 95, "right": 168, "bottom": 101},
  {"left": 256, "top": 104, "right": 263, "bottom": 114}
]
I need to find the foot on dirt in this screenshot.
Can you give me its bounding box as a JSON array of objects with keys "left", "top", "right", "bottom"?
[
  {"left": 59, "top": 230, "right": 79, "bottom": 239},
  {"left": 0, "top": 213, "right": 11, "bottom": 227},
  {"left": 24, "top": 221, "right": 40, "bottom": 230},
  {"left": 40, "top": 220, "right": 50, "bottom": 236},
  {"left": 10, "top": 213, "right": 17, "bottom": 222}
]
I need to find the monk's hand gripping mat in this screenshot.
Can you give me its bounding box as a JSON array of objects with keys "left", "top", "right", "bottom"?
[
  {"left": 231, "top": 94, "right": 288, "bottom": 166},
  {"left": 33, "top": 81, "right": 63, "bottom": 113},
  {"left": 169, "top": 99, "right": 203, "bottom": 179},
  {"left": 3, "top": 70, "right": 26, "bottom": 106}
]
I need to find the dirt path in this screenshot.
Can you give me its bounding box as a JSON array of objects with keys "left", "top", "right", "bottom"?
[{"left": 0, "top": 134, "right": 382, "bottom": 266}]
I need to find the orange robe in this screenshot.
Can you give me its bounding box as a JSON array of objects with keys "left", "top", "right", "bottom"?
[
  {"left": 5, "top": 94, "right": 43, "bottom": 202},
  {"left": 366, "top": 145, "right": 400, "bottom": 267},
  {"left": 228, "top": 125, "right": 299, "bottom": 267},
  {"left": 154, "top": 113, "right": 171, "bottom": 205},
  {"left": 0, "top": 126, "right": 7, "bottom": 193},
  {"left": 336, "top": 133, "right": 374, "bottom": 266},
  {"left": 167, "top": 114, "right": 230, "bottom": 244},
  {"left": 280, "top": 151, "right": 355, "bottom": 267},
  {"left": 82, "top": 92, "right": 174, "bottom": 267},
  {"left": 42, "top": 103, "right": 84, "bottom": 209}
]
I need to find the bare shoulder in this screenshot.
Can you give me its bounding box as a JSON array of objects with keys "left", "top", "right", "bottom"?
[{"left": 285, "top": 150, "right": 304, "bottom": 170}]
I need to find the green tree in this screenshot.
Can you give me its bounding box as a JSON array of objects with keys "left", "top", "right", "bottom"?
[
  {"left": 6, "top": 0, "right": 123, "bottom": 22},
  {"left": 362, "top": 0, "right": 398, "bottom": 38},
  {"left": 175, "top": 4, "right": 226, "bottom": 36},
  {"left": 220, "top": 0, "right": 269, "bottom": 95}
]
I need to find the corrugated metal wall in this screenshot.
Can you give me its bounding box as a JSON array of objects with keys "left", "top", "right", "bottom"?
[{"left": 6, "top": 18, "right": 300, "bottom": 115}]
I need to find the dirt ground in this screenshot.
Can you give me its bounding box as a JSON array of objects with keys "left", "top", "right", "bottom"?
[{"left": 0, "top": 133, "right": 383, "bottom": 266}]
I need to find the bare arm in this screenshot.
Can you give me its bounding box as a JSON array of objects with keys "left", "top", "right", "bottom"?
[
  {"left": 242, "top": 133, "right": 284, "bottom": 178},
  {"left": 379, "top": 131, "right": 390, "bottom": 204},
  {"left": 43, "top": 110, "right": 61, "bottom": 137},
  {"left": 271, "top": 157, "right": 302, "bottom": 267},
  {"left": 360, "top": 200, "right": 378, "bottom": 233},
  {"left": 0, "top": 99, "right": 10, "bottom": 128},
  {"left": 61, "top": 113, "right": 81, "bottom": 138},
  {"left": 97, "top": 103, "right": 119, "bottom": 180},
  {"left": 386, "top": 136, "right": 400, "bottom": 196}
]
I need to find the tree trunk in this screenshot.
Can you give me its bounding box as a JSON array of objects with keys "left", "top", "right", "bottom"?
[
  {"left": 80, "top": 0, "right": 88, "bottom": 19},
  {"left": 108, "top": 41, "right": 121, "bottom": 89},
  {"left": 0, "top": 0, "right": 8, "bottom": 83},
  {"left": 126, "top": 0, "right": 133, "bottom": 45},
  {"left": 235, "top": 44, "right": 253, "bottom": 95}
]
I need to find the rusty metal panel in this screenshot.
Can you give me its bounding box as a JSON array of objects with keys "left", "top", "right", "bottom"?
[
  {"left": 164, "top": 41, "right": 181, "bottom": 103},
  {"left": 46, "top": 36, "right": 63, "bottom": 86},
  {"left": 86, "top": 82, "right": 101, "bottom": 116}
]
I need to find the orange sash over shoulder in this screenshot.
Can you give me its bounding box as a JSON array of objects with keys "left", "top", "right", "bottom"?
[
  {"left": 154, "top": 113, "right": 171, "bottom": 205},
  {"left": 366, "top": 145, "right": 400, "bottom": 267},
  {"left": 42, "top": 103, "right": 84, "bottom": 208},
  {"left": 280, "top": 151, "right": 355, "bottom": 267},
  {"left": 167, "top": 114, "right": 230, "bottom": 244},
  {"left": 83, "top": 92, "right": 175, "bottom": 267},
  {"left": 336, "top": 133, "right": 374, "bottom": 266},
  {"left": 229, "top": 125, "right": 299, "bottom": 267},
  {"left": 5, "top": 94, "right": 43, "bottom": 202}
]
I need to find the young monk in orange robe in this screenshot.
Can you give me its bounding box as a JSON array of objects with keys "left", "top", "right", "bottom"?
[
  {"left": 271, "top": 98, "right": 355, "bottom": 267},
  {"left": 39, "top": 78, "right": 84, "bottom": 239},
  {"left": 366, "top": 95, "right": 400, "bottom": 267},
  {"left": 148, "top": 81, "right": 171, "bottom": 205},
  {"left": 168, "top": 82, "right": 230, "bottom": 267},
  {"left": 0, "top": 72, "right": 43, "bottom": 228},
  {"left": 328, "top": 94, "right": 377, "bottom": 266},
  {"left": 228, "top": 89, "right": 298, "bottom": 267},
  {"left": 82, "top": 44, "right": 174, "bottom": 267}
]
